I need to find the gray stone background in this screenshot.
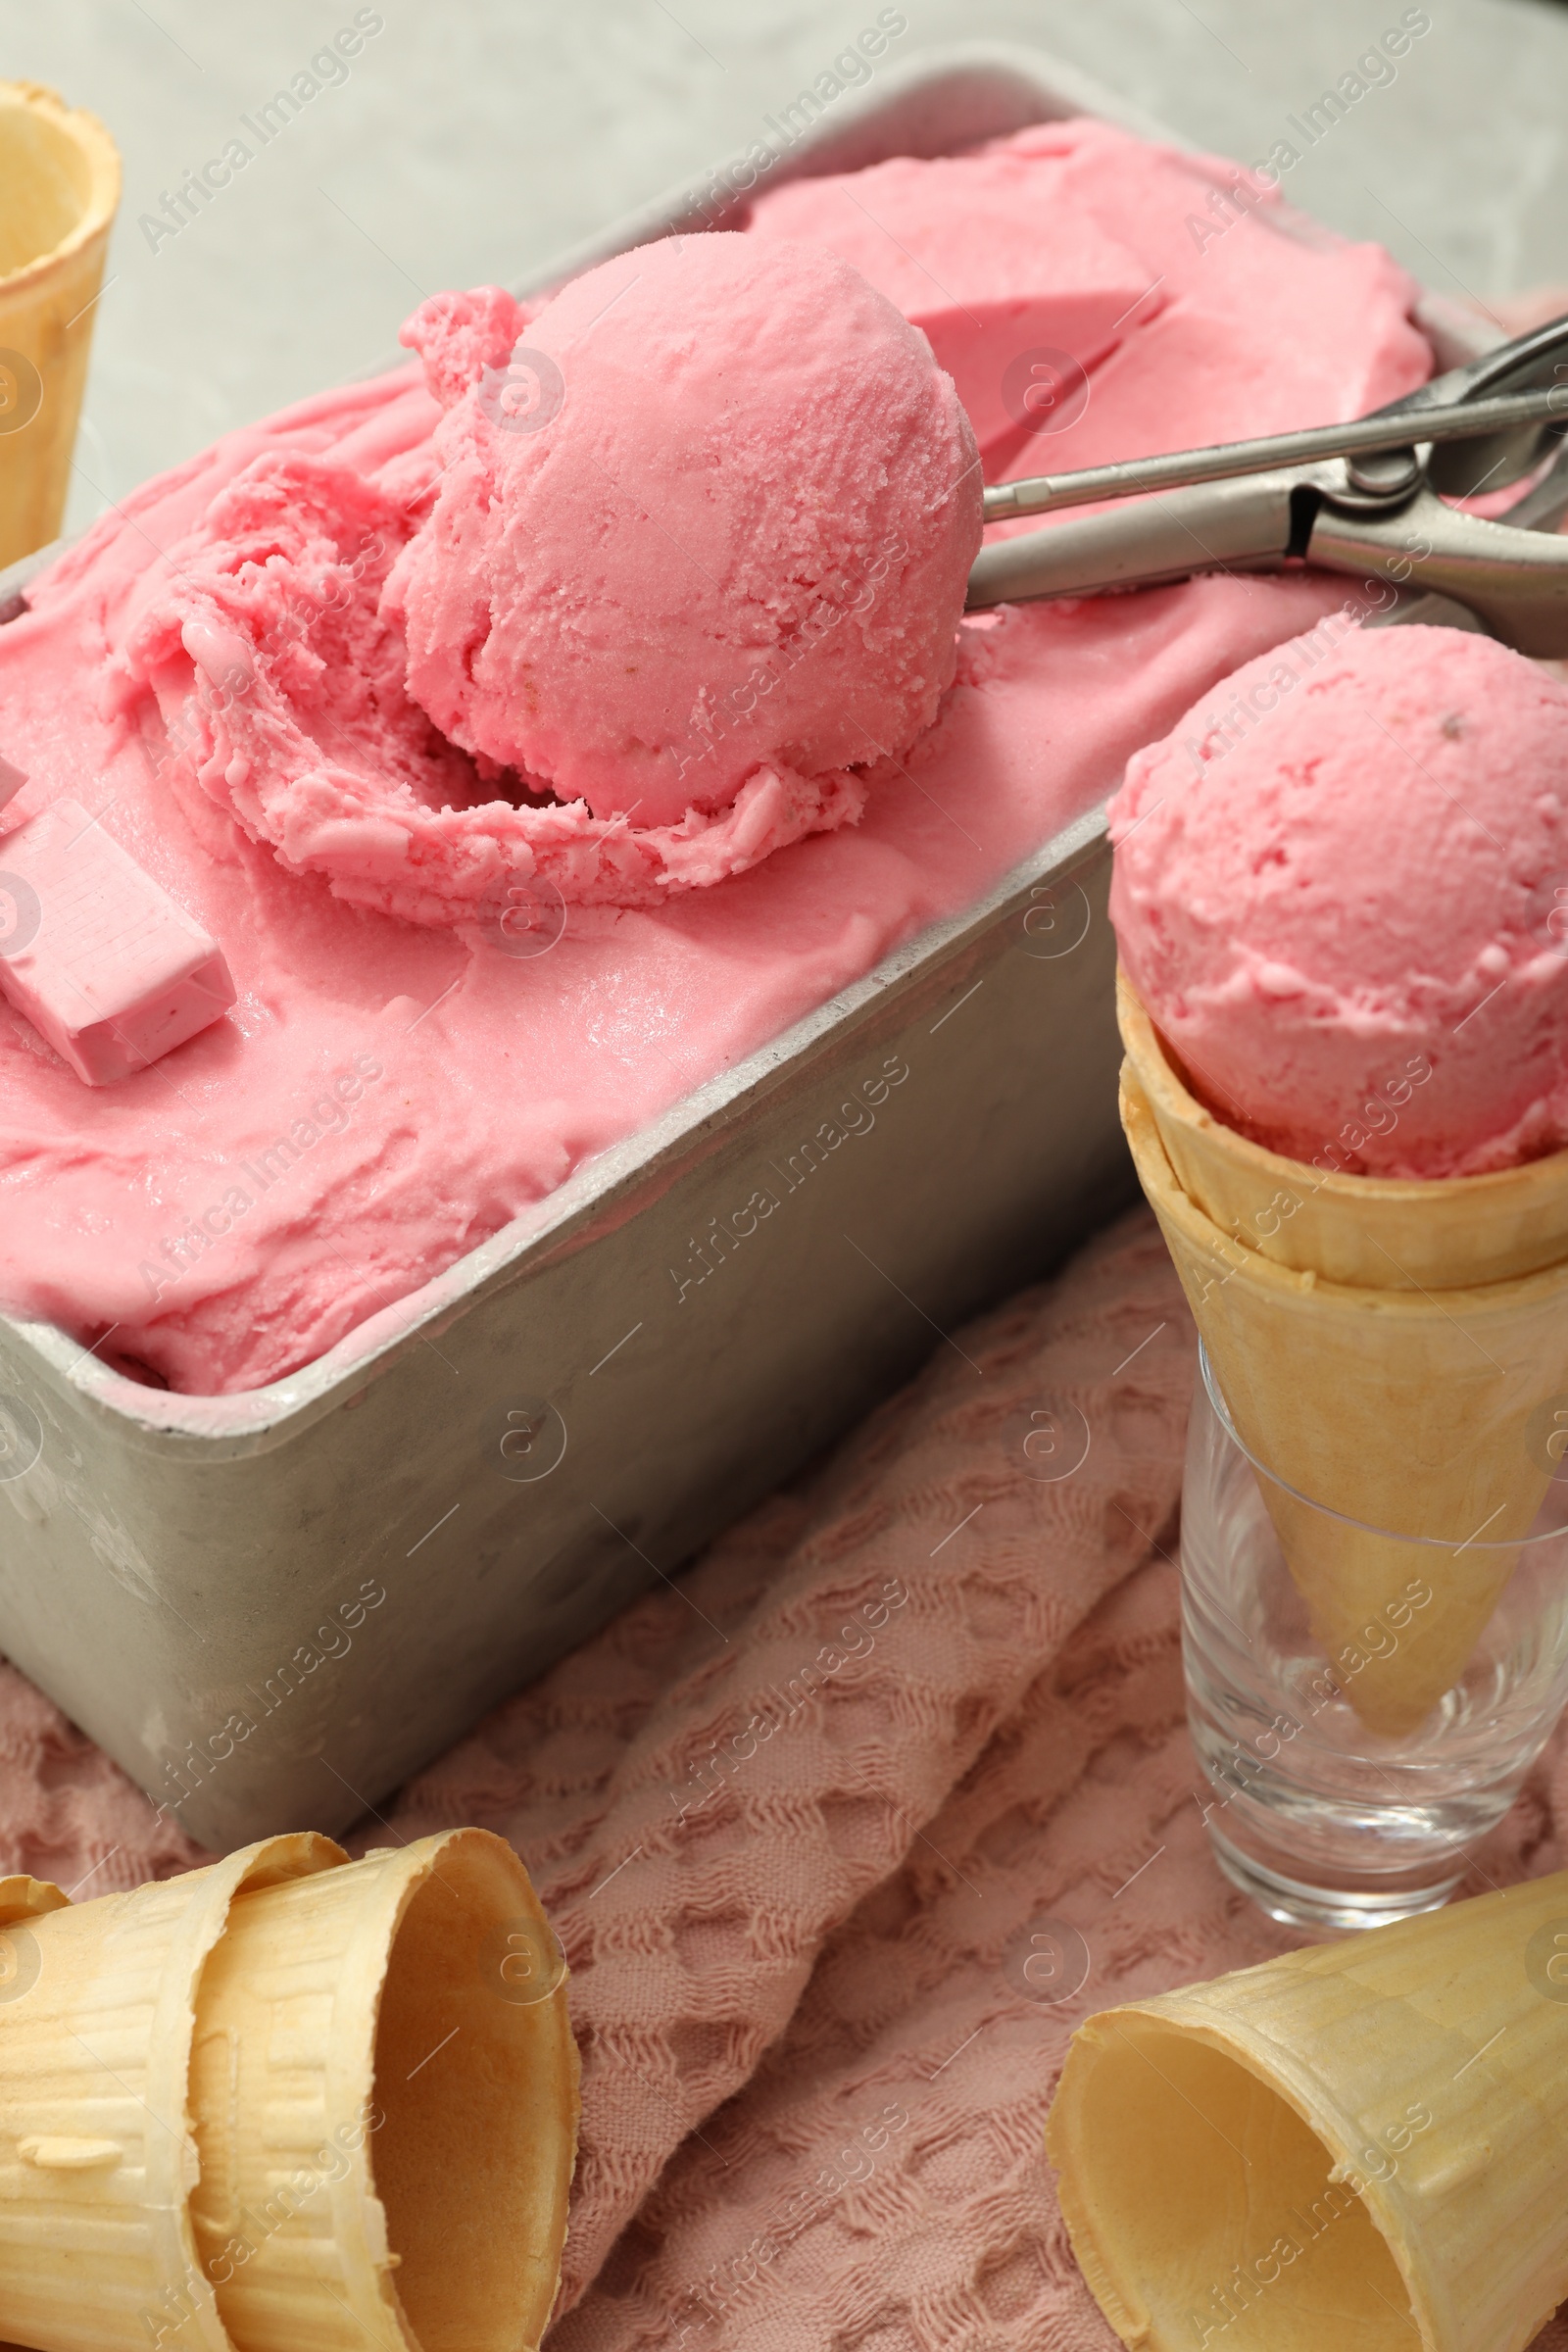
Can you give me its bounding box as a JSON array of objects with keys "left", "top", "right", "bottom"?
[{"left": 3, "top": 0, "right": 1566, "bottom": 538}]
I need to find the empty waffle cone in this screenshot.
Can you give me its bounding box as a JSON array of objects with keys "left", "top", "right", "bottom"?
[
  {"left": 1118, "top": 976, "right": 1568, "bottom": 1734},
  {"left": 187, "top": 1827, "right": 579, "bottom": 2352},
  {"left": 0, "top": 1828, "right": 577, "bottom": 2352},
  {"left": 0, "top": 1832, "right": 343, "bottom": 2352},
  {"left": 0, "top": 82, "right": 120, "bottom": 568},
  {"left": 1046, "top": 1865, "right": 1568, "bottom": 2351}
]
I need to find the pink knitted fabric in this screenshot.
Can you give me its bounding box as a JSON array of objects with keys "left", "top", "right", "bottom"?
[{"left": 2, "top": 1207, "right": 1565, "bottom": 2352}]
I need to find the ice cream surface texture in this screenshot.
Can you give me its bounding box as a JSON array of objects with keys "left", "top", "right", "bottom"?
[
  {"left": 744, "top": 146, "right": 1157, "bottom": 459},
  {"left": 116, "top": 226, "right": 983, "bottom": 927},
  {"left": 390, "top": 235, "right": 982, "bottom": 834},
  {"left": 1109, "top": 624, "right": 1568, "bottom": 1178},
  {"left": 747, "top": 119, "right": 1427, "bottom": 497},
  {"left": 0, "top": 119, "right": 1431, "bottom": 1392}
]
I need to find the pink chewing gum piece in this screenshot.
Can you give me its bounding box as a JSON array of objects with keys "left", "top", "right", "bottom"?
[{"left": 0, "top": 799, "right": 236, "bottom": 1084}]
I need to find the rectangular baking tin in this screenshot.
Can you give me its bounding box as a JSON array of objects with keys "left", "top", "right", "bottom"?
[{"left": 0, "top": 46, "right": 1445, "bottom": 1849}]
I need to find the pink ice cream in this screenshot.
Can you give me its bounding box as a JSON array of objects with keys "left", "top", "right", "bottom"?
[
  {"left": 0, "top": 118, "right": 1434, "bottom": 1392},
  {"left": 389, "top": 235, "right": 981, "bottom": 834},
  {"left": 748, "top": 119, "right": 1429, "bottom": 499},
  {"left": 745, "top": 148, "right": 1159, "bottom": 458},
  {"left": 1108, "top": 624, "right": 1568, "bottom": 1179},
  {"left": 113, "top": 237, "right": 979, "bottom": 926}
]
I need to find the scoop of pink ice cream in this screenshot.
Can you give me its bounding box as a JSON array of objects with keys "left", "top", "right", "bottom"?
[
  {"left": 1108, "top": 623, "right": 1568, "bottom": 1179},
  {"left": 388, "top": 233, "right": 981, "bottom": 830}
]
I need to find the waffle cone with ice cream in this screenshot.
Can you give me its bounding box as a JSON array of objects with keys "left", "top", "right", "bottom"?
[
  {"left": 1047, "top": 1865, "right": 1568, "bottom": 2351},
  {"left": 1119, "top": 972, "right": 1568, "bottom": 1733},
  {"left": 1109, "top": 622, "right": 1568, "bottom": 1734}
]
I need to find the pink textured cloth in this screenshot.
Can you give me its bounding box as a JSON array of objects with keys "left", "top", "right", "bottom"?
[{"left": 3, "top": 1207, "right": 1565, "bottom": 2350}]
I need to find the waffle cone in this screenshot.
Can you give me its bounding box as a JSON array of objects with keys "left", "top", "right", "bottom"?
[
  {"left": 1118, "top": 978, "right": 1568, "bottom": 1734},
  {"left": 0, "top": 82, "right": 120, "bottom": 568},
  {"left": 188, "top": 1828, "right": 579, "bottom": 2352},
  {"left": 0, "top": 1829, "right": 577, "bottom": 2352},
  {"left": 1046, "top": 1866, "right": 1568, "bottom": 2351},
  {"left": 0, "top": 1876, "right": 70, "bottom": 1929},
  {"left": 0, "top": 1832, "right": 342, "bottom": 2352},
  {"left": 1118, "top": 973, "right": 1568, "bottom": 1290}
]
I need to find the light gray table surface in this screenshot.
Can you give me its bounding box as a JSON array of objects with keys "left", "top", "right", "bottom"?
[{"left": 0, "top": 0, "right": 1564, "bottom": 541}]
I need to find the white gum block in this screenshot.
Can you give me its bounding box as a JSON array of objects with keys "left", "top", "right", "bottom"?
[
  {"left": 0, "top": 799, "right": 235, "bottom": 1085},
  {"left": 187, "top": 1829, "right": 580, "bottom": 2352},
  {"left": 1047, "top": 1867, "right": 1568, "bottom": 2352},
  {"left": 0, "top": 1833, "right": 343, "bottom": 2352}
]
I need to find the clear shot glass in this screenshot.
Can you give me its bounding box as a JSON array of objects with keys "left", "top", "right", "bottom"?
[{"left": 1182, "top": 1346, "right": 1568, "bottom": 1933}]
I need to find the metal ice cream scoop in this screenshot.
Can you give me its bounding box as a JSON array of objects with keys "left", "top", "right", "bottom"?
[{"left": 967, "top": 313, "right": 1568, "bottom": 656}]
